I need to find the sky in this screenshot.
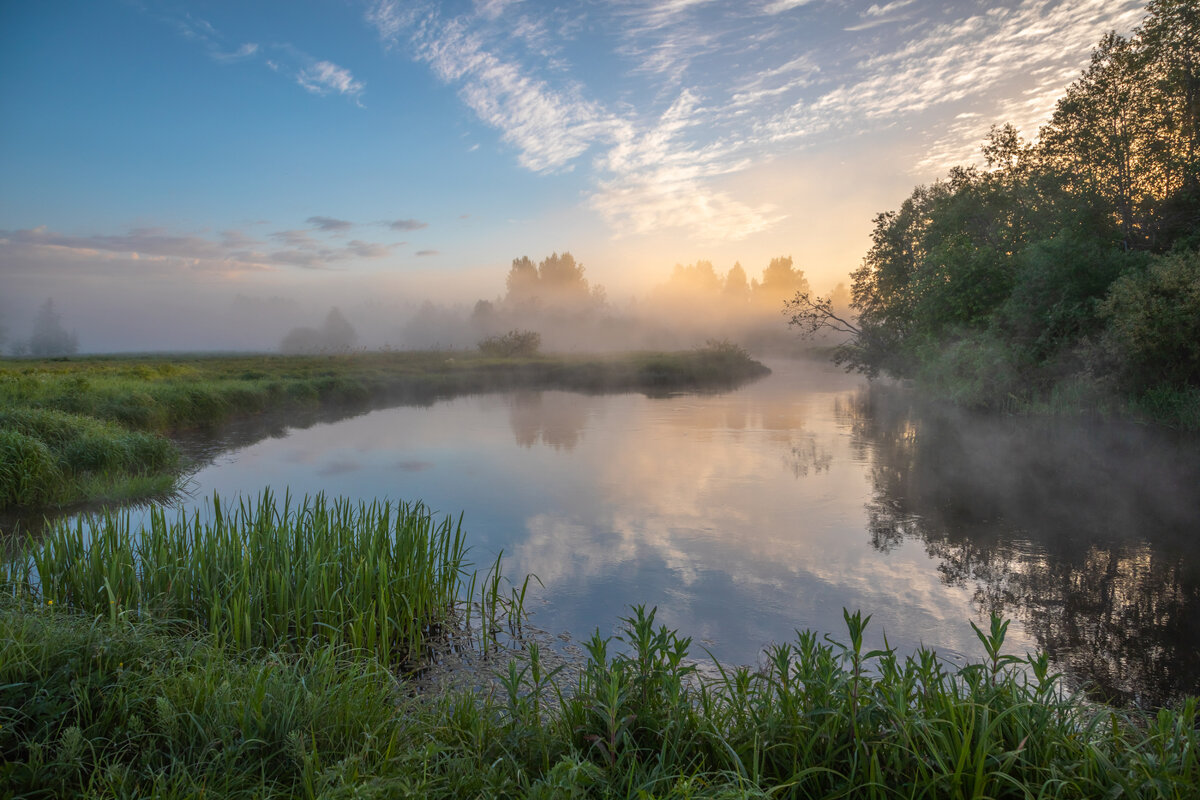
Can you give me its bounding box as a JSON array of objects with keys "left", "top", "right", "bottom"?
[{"left": 0, "top": 0, "right": 1149, "bottom": 351}]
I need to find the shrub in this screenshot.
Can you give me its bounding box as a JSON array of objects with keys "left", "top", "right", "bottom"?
[
  {"left": 478, "top": 329, "right": 541, "bottom": 357},
  {"left": 1100, "top": 250, "right": 1200, "bottom": 390}
]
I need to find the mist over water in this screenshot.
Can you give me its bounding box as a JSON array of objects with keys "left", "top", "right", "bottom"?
[{"left": 49, "top": 359, "right": 1200, "bottom": 706}]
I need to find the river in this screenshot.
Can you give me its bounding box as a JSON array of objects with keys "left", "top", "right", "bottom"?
[{"left": 82, "top": 359, "right": 1200, "bottom": 704}]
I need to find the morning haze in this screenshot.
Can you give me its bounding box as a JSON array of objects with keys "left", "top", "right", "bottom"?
[
  {"left": 0, "top": 0, "right": 1146, "bottom": 353},
  {"left": 3, "top": 2, "right": 1199, "bottom": 797}
]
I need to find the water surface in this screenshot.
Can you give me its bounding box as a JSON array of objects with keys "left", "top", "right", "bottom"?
[{"left": 108, "top": 361, "right": 1200, "bottom": 703}]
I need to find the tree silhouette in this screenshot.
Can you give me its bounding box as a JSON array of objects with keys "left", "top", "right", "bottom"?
[{"left": 28, "top": 299, "right": 79, "bottom": 357}]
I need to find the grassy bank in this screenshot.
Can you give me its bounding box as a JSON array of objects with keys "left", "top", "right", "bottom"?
[
  {"left": 2, "top": 599, "right": 1196, "bottom": 799},
  {"left": 0, "top": 345, "right": 770, "bottom": 513},
  {"left": 3, "top": 492, "right": 1198, "bottom": 798}
]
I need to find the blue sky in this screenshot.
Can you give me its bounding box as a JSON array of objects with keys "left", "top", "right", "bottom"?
[{"left": 0, "top": 0, "right": 1147, "bottom": 350}]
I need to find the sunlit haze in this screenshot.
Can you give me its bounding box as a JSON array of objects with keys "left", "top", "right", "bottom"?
[{"left": 0, "top": 0, "right": 1146, "bottom": 352}]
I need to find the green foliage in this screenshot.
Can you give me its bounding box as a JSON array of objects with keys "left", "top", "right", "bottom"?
[
  {"left": 830, "top": 1, "right": 1200, "bottom": 424},
  {"left": 478, "top": 329, "right": 543, "bottom": 357},
  {"left": 3, "top": 595, "right": 1196, "bottom": 799},
  {"left": 6, "top": 491, "right": 473, "bottom": 667},
  {"left": 1100, "top": 249, "right": 1200, "bottom": 390},
  {"left": 0, "top": 602, "right": 405, "bottom": 800}
]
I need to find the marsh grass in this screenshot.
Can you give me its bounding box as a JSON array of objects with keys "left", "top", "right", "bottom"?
[
  {"left": 2, "top": 491, "right": 481, "bottom": 667},
  {"left": 2, "top": 597, "right": 1196, "bottom": 799},
  {"left": 0, "top": 408, "right": 177, "bottom": 509}
]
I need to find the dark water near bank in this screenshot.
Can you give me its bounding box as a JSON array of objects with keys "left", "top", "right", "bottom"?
[{"left": 41, "top": 360, "right": 1200, "bottom": 704}]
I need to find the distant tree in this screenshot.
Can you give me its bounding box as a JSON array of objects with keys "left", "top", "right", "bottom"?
[
  {"left": 279, "top": 306, "right": 358, "bottom": 353},
  {"left": 754, "top": 256, "right": 810, "bottom": 308},
  {"left": 723, "top": 262, "right": 750, "bottom": 301},
  {"left": 321, "top": 307, "right": 358, "bottom": 351},
  {"left": 28, "top": 299, "right": 79, "bottom": 357},
  {"left": 505, "top": 256, "right": 540, "bottom": 305},
  {"left": 502, "top": 251, "right": 604, "bottom": 314}
]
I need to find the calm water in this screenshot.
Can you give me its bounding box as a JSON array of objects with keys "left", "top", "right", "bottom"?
[{"left": 87, "top": 360, "right": 1200, "bottom": 704}]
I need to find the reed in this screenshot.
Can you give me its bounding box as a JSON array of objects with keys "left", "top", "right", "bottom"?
[{"left": 4, "top": 490, "right": 476, "bottom": 667}]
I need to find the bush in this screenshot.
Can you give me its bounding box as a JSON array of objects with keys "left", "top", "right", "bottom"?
[
  {"left": 478, "top": 329, "right": 541, "bottom": 357},
  {"left": 1100, "top": 250, "right": 1200, "bottom": 390}
]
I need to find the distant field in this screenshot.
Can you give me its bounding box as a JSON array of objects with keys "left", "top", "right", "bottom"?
[{"left": 0, "top": 345, "right": 770, "bottom": 513}]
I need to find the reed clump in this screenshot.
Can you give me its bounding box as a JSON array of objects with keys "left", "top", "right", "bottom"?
[{"left": 3, "top": 491, "right": 472, "bottom": 667}]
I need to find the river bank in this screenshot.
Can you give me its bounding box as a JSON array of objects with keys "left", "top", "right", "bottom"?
[{"left": 0, "top": 345, "right": 769, "bottom": 516}]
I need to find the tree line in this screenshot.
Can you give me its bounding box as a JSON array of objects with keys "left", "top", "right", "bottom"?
[{"left": 790, "top": 0, "right": 1199, "bottom": 425}]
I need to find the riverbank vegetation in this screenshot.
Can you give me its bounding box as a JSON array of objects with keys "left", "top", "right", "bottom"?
[
  {"left": 789, "top": 0, "right": 1200, "bottom": 430},
  {"left": 2, "top": 555, "right": 1196, "bottom": 798},
  {"left": 0, "top": 345, "right": 768, "bottom": 513}
]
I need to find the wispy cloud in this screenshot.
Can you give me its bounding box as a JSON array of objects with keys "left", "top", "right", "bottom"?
[
  {"left": 155, "top": 9, "right": 365, "bottom": 106},
  {"left": 365, "top": 0, "right": 1146, "bottom": 241},
  {"left": 388, "top": 218, "right": 428, "bottom": 231},
  {"left": 306, "top": 216, "right": 354, "bottom": 232},
  {"left": 212, "top": 42, "right": 259, "bottom": 63},
  {"left": 1, "top": 224, "right": 394, "bottom": 275},
  {"left": 763, "top": 0, "right": 1145, "bottom": 151},
  {"left": 297, "top": 61, "right": 365, "bottom": 102},
  {"left": 415, "top": 249, "right": 439, "bottom": 256},
  {"left": 171, "top": 14, "right": 259, "bottom": 65},
  {"left": 406, "top": 16, "right": 616, "bottom": 172},
  {"left": 271, "top": 229, "right": 319, "bottom": 247},
  {"left": 590, "top": 91, "right": 780, "bottom": 241},
  {"left": 761, "top": 0, "right": 820, "bottom": 14}
]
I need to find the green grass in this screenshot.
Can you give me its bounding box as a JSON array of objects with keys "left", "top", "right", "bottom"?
[
  {"left": 2, "top": 491, "right": 489, "bottom": 668},
  {"left": 0, "top": 346, "right": 770, "bottom": 513},
  {"left": 3, "top": 494, "right": 1197, "bottom": 798},
  {"left": 2, "top": 596, "right": 1196, "bottom": 799}
]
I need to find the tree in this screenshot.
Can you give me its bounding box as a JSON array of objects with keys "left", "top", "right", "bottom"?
[
  {"left": 279, "top": 306, "right": 358, "bottom": 354},
  {"left": 753, "top": 256, "right": 809, "bottom": 308},
  {"left": 783, "top": 291, "right": 861, "bottom": 351},
  {"left": 723, "top": 262, "right": 750, "bottom": 301},
  {"left": 502, "top": 251, "right": 604, "bottom": 315},
  {"left": 29, "top": 299, "right": 79, "bottom": 357}
]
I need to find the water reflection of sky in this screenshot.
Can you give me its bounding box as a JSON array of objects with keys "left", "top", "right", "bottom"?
[{"left": 167, "top": 359, "right": 1020, "bottom": 667}]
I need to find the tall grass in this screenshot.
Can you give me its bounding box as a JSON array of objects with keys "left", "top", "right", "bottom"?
[
  {"left": 0, "top": 408, "right": 176, "bottom": 509},
  {"left": 4, "top": 491, "right": 476, "bottom": 667}
]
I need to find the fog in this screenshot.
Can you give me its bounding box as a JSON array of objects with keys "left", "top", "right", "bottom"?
[{"left": 0, "top": 251, "right": 852, "bottom": 356}]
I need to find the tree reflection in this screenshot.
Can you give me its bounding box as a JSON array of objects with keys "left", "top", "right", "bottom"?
[
  {"left": 784, "top": 432, "right": 833, "bottom": 478},
  {"left": 838, "top": 385, "right": 1200, "bottom": 707},
  {"left": 508, "top": 391, "right": 591, "bottom": 451}
]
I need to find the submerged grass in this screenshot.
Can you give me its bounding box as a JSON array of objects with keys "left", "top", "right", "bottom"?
[
  {"left": 2, "top": 596, "right": 1196, "bottom": 799},
  {"left": 0, "top": 345, "right": 770, "bottom": 513}
]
